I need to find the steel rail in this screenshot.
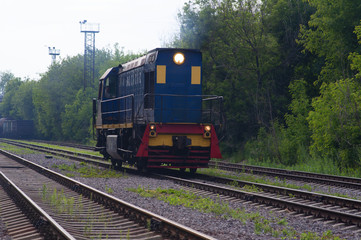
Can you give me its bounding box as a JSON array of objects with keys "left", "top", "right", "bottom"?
[
  {"left": 5, "top": 139, "right": 361, "bottom": 230},
  {"left": 153, "top": 173, "right": 361, "bottom": 228},
  {"left": 5, "top": 139, "right": 361, "bottom": 211},
  {"left": 12, "top": 139, "right": 360, "bottom": 189},
  {"left": 0, "top": 148, "right": 216, "bottom": 240},
  {"left": 0, "top": 172, "right": 75, "bottom": 240},
  {"left": 191, "top": 171, "right": 361, "bottom": 210},
  {"left": 31, "top": 140, "right": 94, "bottom": 151},
  {"left": 17, "top": 138, "right": 361, "bottom": 191},
  {"left": 209, "top": 161, "right": 361, "bottom": 190},
  {"left": 0, "top": 139, "right": 106, "bottom": 164},
  {"left": 5, "top": 139, "right": 361, "bottom": 191}
]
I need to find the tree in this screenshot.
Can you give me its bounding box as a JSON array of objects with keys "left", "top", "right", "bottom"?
[
  {"left": 0, "top": 77, "right": 22, "bottom": 119},
  {"left": 280, "top": 79, "right": 312, "bottom": 164},
  {"left": 298, "top": 0, "right": 361, "bottom": 83},
  {"left": 349, "top": 21, "right": 361, "bottom": 78},
  {"left": 32, "top": 53, "right": 97, "bottom": 139},
  {"left": 175, "top": 0, "right": 299, "bottom": 152},
  {"left": 266, "top": 0, "right": 317, "bottom": 90},
  {"left": 12, "top": 80, "right": 36, "bottom": 120},
  {"left": 0, "top": 72, "right": 15, "bottom": 95},
  {"left": 30, "top": 46, "right": 140, "bottom": 140},
  {"left": 307, "top": 79, "right": 361, "bottom": 168},
  {"left": 61, "top": 89, "right": 93, "bottom": 142}
]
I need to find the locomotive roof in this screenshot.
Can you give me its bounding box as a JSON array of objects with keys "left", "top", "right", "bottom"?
[
  {"left": 148, "top": 48, "right": 200, "bottom": 53},
  {"left": 120, "top": 48, "right": 200, "bottom": 73},
  {"left": 100, "top": 48, "right": 201, "bottom": 79}
]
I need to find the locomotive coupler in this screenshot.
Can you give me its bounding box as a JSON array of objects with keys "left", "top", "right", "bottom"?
[{"left": 172, "top": 136, "right": 191, "bottom": 150}]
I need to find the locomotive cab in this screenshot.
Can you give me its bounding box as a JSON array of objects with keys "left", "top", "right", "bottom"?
[{"left": 94, "top": 48, "right": 223, "bottom": 172}]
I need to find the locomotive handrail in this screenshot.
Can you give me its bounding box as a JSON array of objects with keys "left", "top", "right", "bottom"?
[
  {"left": 202, "top": 96, "right": 224, "bottom": 126},
  {"left": 100, "top": 94, "right": 134, "bottom": 125},
  {"left": 202, "top": 95, "right": 223, "bottom": 101},
  {"left": 144, "top": 93, "right": 220, "bottom": 98},
  {"left": 142, "top": 93, "right": 223, "bottom": 125},
  {"left": 101, "top": 94, "right": 134, "bottom": 103}
]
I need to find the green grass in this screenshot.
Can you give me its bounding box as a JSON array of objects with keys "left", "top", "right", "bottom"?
[
  {"left": 0, "top": 140, "right": 122, "bottom": 178},
  {"left": 52, "top": 161, "right": 127, "bottom": 178},
  {"left": 40, "top": 184, "right": 77, "bottom": 215},
  {"left": 40, "top": 184, "right": 125, "bottom": 239},
  {"left": 128, "top": 186, "right": 343, "bottom": 239},
  {"left": 12, "top": 139, "right": 103, "bottom": 157},
  {"left": 199, "top": 167, "right": 315, "bottom": 192},
  {"left": 0, "top": 142, "right": 39, "bottom": 155},
  {"left": 228, "top": 152, "right": 361, "bottom": 179},
  {"left": 199, "top": 167, "right": 359, "bottom": 200}
]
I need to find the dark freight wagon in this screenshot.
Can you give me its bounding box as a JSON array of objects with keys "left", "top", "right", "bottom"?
[
  {"left": 0, "top": 120, "right": 34, "bottom": 139},
  {"left": 93, "top": 48, "right": 223, "bottom": 172}
]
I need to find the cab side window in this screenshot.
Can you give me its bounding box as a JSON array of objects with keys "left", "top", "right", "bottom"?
[
  {"left": 103, "top": 74, "right": 117, "bottom": 99},
  {"left": 98, "top": 81, "right": 103, "bottom": 99}
]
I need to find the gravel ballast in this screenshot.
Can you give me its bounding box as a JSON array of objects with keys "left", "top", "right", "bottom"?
[
  {"left": 5, "top": 152, "right": 361, "bottom": 239},
  {"left": 0, "top": 222, "right": 11, "bottom": 240}
]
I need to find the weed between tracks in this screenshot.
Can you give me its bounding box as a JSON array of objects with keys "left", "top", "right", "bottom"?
[
  {"left": 201, "top": 167, "right": 314, "bottom": 191},
  {"left": 52, "top": 161, "right": 127, "bottom": 178},
  {"left": 40, "top": 184, "right": 135, "bottom": 239},
  {"left": 1, "top": 141, "right": 127, "bottom": 178},
  {"left": 128, "top": 186, "right": 343, "bottom": 240},
  {"left": 0, "top": 142, "right": 38, "bottom": 155},
  {"left": 199, "top": 167, "right": 358, "bottom": 200},
  {"left": 41, "top": 184, "right": 80, "bottom": 215},
  {"left": 13, "top": 139, "right": 103, "bottom": 157}
]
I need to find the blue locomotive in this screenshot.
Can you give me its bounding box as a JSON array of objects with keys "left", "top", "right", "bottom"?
[{"left": 93, "top": 48, "right": 223, "bottom": 172}]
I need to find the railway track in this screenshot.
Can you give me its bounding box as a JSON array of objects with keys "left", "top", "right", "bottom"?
[
  {"left": 209, "top": 161, "right": 361, "bottom": 190},
  {"left": 30, "top": 140, "right": 94, "bottom": 151},
  {"left": 0, "top": 171, "right": 72, "bottom": 240},
  {"left": 5, "top": 139, "right": 361, "bottom": 191},
  {"left": 0, "top": 147, "right": 216, "bottom": 239},
  {"left": 4, "top": 139, "right": 361, "bottom": 233},
  {"left": 157, "top": 173, "right": 361, "bottom": 232}
]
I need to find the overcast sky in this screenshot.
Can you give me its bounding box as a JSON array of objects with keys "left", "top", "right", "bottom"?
[{"left": 0, "top": 0, "right": 187, "bottom": 79}]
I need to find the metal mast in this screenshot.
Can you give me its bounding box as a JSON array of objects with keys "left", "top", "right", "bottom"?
[
  {"left": 48, "top": 47, "right": 60, "bottom": 64},
  {"left": 79, "top": 20, "right": 100, "bottom": 90}
]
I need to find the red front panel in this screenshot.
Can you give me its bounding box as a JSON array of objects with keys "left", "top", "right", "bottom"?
[{"left": 136, "top": 124, "right": 222, "bottom": 168}]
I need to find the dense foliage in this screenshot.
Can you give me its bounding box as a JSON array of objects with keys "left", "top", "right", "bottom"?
[
  {"left": 173, "top": 0, "right": 361, "bottom": 171},
  {"left": 0, "top": 47, "right": 141, "bottom": 143},
  {"left": 174, "top": 0, "right": 314, "bottom": 152},
  {"left": 1, "top": 0, "right": 361, "bottom": 172}
]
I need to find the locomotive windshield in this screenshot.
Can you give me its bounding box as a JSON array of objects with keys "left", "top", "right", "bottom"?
[{"left": 144, "top": 71, "right": 155, "bottom": 109}]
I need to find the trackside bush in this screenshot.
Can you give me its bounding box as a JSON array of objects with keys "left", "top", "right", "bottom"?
[
  {"left": 244, "top": 79, "right": 312, "bottom": 166},
  {"left": 307, "top": 78, "right": 361, "bottom": 169}
]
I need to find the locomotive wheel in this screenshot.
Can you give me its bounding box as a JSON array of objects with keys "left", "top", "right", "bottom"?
[
  {"left": 137, "top": 165, "right": 147, "bottom": 173},
  {"left": 189, "top": 168, "right": 197, "bottom": 174},
  {"left": 179, "top": 168, "right": 186, "bottom": 173},
  {"left": 136, "top": 158, "right": 147, "bottom": 173},
  {"left": 111, "top": 158, "right": 122, "bottom": 170}
]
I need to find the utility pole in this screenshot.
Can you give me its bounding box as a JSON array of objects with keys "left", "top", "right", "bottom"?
[
  {"left": 48, "top": 47, "right": 60, "bottom": 64},
  {"left": 79, "top": 20, "right": 100, "bottom": 90}
]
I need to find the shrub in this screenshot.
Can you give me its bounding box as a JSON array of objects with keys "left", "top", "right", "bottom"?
[{"left": 307, "top": 78, "right": 361, "bottom": 168}]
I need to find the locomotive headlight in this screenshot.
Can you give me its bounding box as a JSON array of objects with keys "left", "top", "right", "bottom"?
[
  {"left": 204, "top": 125, "right": 211, "bottom": 132},
  {"left": 173, "top": 53, "right": 185, "bottom": 65},
  {"left": 203, "top": 125, "right": 211, "bottom": 138},
  {"left": 149, "top": 124, "right": 157, "bottom": 137}
]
